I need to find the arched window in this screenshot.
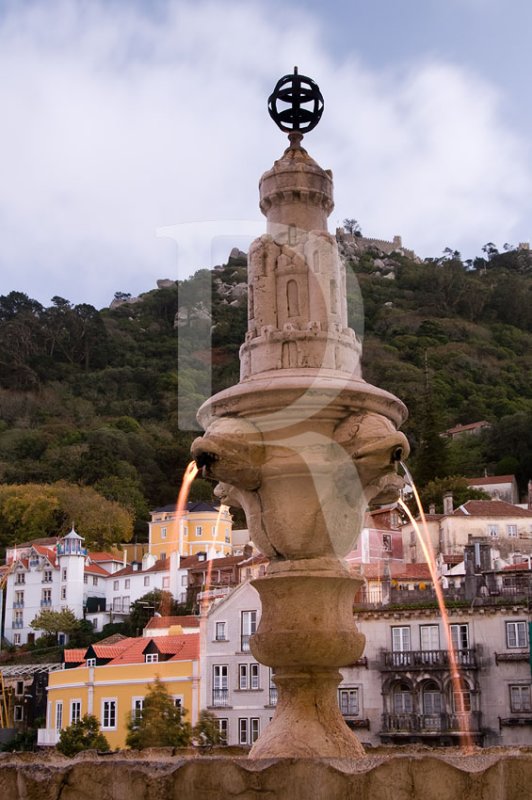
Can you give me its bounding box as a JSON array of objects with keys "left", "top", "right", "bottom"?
[
  {"left": 287, "top": 280, "right": 300, "bottom": 316},
  {"left": 393, "top": 682, "right": 412, "bottom": 714},
  {"left": 422, "top": 681, "right": 442, "bottom": 715}
]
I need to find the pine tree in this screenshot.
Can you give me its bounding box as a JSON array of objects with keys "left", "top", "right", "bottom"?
[{"left": 126, "top": 677, "right": 192, "bottom": 749}]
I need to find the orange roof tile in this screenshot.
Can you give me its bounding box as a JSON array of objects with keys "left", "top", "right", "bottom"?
[
  {"left": 455, "top": 500, "right": 532, "bottom": 517},
  {"left": 91, "top": 640, "right": 133, "bottom": 658},
  {"left": 111, "top": 558, "right": 169, "bottom": 578},
  {"left": 88, "top": 551, "right": 123, "bottom": 562},
  {"left": 84, "top": 563, "right": 110, "bottom": 576},
  {"left": 64, "top": 649, "right": 87, "bottom": 663},
  {"left": 467, "top": 475, "right": 516, "bottom": 486},
  {"left": 167, "top": 635, "right": 200, "bottom": 661},
  {"left": 107, "top": 638, "right": 151, "bottom": 665}
]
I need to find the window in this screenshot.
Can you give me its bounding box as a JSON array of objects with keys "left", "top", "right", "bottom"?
[
  {"left": 55, "top": 701, "right": 63, "bottom": 730},
  {"left": 420, "top": 625, "right": 440, "bottom": 652},
  {"left": 92, "top": 577, "right": 98, "bottom": 586},
  {"left": 393, "top": 683, "right": 413, "bottom": 714},
  {"left": 215, "top": 622, "right": 227, "bottom": 641},
  {"left": 250, "top": 718, "right": 260, "bottom": 743},
  {"left": 422, "top": 682, "right": 442, "bottom": 714},
  {"left": 250, "top": 663, "right": 260, "bottom": 690},
  {"left": 92, "top": 619, "right": 98, "bottom": 631},
  {"left": 453, "top": 691, "right": 472, "bottom": 712},
  {"left": 450, "top": 624, "right": 469, "bottom": 651},
  {"left": 239, "top": 664, "right": 248, "bottom": 690},
  {"left": 173, "top": 697, "right": 183, "bottom": 709},
  {"left": 225, "top": 529, "right": 230, "bottom": 544},
  {"left": 161, "top": 527, "right": 167, "bottom": 539},
  {"left": 84, "top": 575, "right": 88, "bottom": 584},
  {"left": 217, "top": 718, "right": 228, "bottom": 744},
  {"left": 382, "top": 534, "right": 392, "bottom": 552},
  {"left": 43, "top": 570, "right": 53, "bottom": 583},
  {"left": 13, "top": 634, "right": 21, "bottom": 646},
  {"left": 15, "top": 573, "right": 25, "bottom": 585},
  {"left": 162, "top": 576, "right": 169, "bottom": 588},
  {"left": 125, "top": 579, "right": 130, "bottom": 589},
  {"left": 144, "top": 576, "right": 150, "bottom": 587},
  {"left": 213, "top": 665, "right": 228, "bottom": 705},
  {"left": 195, "top": 526, "right": 203, "bottom": 537},
  {"left": 58, "top": 633, "right": 66, "bottom": 645},
  {"left": 16, "top": 681, "right": 24, "bottom": 696},
  {"left": 241, "top": 610, "right": 257, "bottom": 652},
  {"left": 14, "top": 705, "right": 23, "bottom": 722},
  {"left": 113, "top": 597, "right": 122, "bottom": 611},
  {"left": 13, "top": 611, "right": 23, "bottom": 628},
  {"left": 87, "top": 658, "right": 96, "bottom": 667},
  {"left": 62, "top": 568, "right": 67, "bottom": 581},
  {"left": 113, "top": 580, "right": 119, "bottom": 591},
  {"left": 510, "top": 685, "right": 532, "bottom": 712},
  {"left": 506, "top": 621, "right": 528, "bottom": 648},
  {"left": 61, "top": 586, "right": 67, "bottom": 600},
  {"left": 238, "top": 718, "right": 248, "bottom": 745},
  {"left": 70, "top": 701, "right": 81, "bottom": 725},
  {"left": 181, "top": 575, "right": 188, "bottom": 586},
  {"left": 338, "top": 688, "right": 359, "bottom": 716},
  {"left": 122, "top": 596, "right": 130, "bottom": 611},
  {"left": 507, "top": 524, "right": 518, "bottom": 538},
  {"left": 14, "top": 591, "right": 24, "bottom": 607},
  {"left": 488, "top": 524, "right": 499, "bottom": 538},
  {"left": 102, "top": 699, "right": 117, "bottom": 729},
  {"left": 145, "top": 653, "right": 159, "bottom": 663},
  {"left": 132, "top": 698, "right": 144, "bottom": 723},
  {"left": 392, "top": 626, "right": 411, "bottom": 651}
]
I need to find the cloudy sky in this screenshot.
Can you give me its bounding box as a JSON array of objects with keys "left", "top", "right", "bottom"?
[{"left": 0, "top": 0, "right": 531, "bottom": 308}]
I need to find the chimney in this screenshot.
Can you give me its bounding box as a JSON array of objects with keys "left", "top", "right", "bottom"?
[
  {"left": 429, "top": 503, "right": 436, "bottom": 515},
  {"left": 443, "top": 492, "right": 453, "bottom": 515}
]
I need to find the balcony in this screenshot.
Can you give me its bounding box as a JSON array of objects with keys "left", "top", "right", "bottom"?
[
  {"left": 12, "top": 621, "right": 24, "bottom": 629},
  {"left": 12, "top": 601, "right": 24, "bottom": 608},
  {"left": 211, "top": 689, "right": 230, "bottom": 707},
  {"left": 241, "top": 634, "right": 252, "bottom": 652},
  {"left": 381, "top": 711, "right": 481, "bottom": 735},
  {"left": 40, "top": 599, "right": 52, "bottom": 607},
  {"left": 37, "top": 728, "right": 60, "bottom": 746},
  {"left": 381, "top": 648, "right": 478, "bottom": 671}
]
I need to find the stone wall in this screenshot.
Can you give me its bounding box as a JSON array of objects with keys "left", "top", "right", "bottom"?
[{"left": 1, "top": 749, "right": 532, "bottom": 800}]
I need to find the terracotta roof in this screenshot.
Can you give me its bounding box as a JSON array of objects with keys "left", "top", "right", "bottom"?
[
  {"left": 92, "top": 641, "right": 132, "bottom": 658},
  {"left": 154, "top": 634, "right": 198, "bottom": 654},
  {"left": 467, "top": 475, "right": 516, "bottom": 486},
  {"left": 64, "top": 649, "right": 87, "bottom": 663},
  {"left": 167, "top": 634, "right": 200, "bottom": 661},
  {"left": 88, "top": 551, "right": 123, "bottom": 562},
  {"left": 144, "top": 615, "right": 200, "bottom": 630},
  {"left": 446, "top": 421, "right": 490, "bottom": 435},
  {"left": 111, "top": 558, "right": 169, "bottom": 578},
  {"left": 107, "top": 634, "right": 200, "bottom": 665},
  {"left": 454, "top": 500, "right": 532, "bottom": 518},
  {"left": 106, "top": 638, "right": 149, "bottom": 665},
  {"left": 501, "top": 562, "right": 532, "bottom": 572},
  {"left": 84, "top": 563, "right": 110, "bottom": 577},
  {"left": 442, "top": 554, "right": 463, "bottom": 565},
  {"left": 96, "top": 633, "right": 129, "bottom": 645}
]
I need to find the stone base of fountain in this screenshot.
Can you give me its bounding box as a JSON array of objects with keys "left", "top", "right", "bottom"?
[{"left": 2, "top": 750, "right": 532, "bottom": 799}]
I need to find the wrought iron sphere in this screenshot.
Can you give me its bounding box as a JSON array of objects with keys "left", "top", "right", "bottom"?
[{"left": 268, "top": 67, "right": 324, "bottom": 134}]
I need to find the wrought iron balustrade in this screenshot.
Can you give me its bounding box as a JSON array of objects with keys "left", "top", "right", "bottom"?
[{"left": 381, "top": 710, "right": 481, "bottom": 734}]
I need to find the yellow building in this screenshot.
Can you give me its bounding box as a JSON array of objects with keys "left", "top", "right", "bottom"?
[
  {"left": 38, "top": 634, "right": 200, "bottom": 749},
  {"left": 149, "top": 501, "right": 232, "bottom": 560}
]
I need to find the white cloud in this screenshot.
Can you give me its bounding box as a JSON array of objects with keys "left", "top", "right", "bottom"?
[{"left": 0, "top": 0, "right": 529, "bottom": 307}]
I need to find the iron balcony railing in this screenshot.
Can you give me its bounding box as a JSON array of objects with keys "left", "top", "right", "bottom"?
[
  {"left": 12, "top": 621, "right": 24, "bottom": 629},
  {"left": 12, "top": 601, "right": 24, "bottom": 608},
  {"left": 381, "top": 711, "right": 481, "bottom": 734},
  {"left": 212, "top": 689, "right": 229, "bottom": 707},
  {"left": 241, "top": 634, "right": 252, "bottom": 652},
  {"left": 40, "top": 599, "right": 52, "bottom": 607},
  {"left": 381, "top": 648, "right": 478, "bottom": 670}
]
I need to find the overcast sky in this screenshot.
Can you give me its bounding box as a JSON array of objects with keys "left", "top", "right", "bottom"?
[{"left": 0, "top": 0, "right": 531, "bottom": 308}]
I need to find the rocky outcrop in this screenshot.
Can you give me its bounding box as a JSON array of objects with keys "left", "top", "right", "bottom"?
[{"left": 1, "top": 750, "right": 532, "bottom": 799}]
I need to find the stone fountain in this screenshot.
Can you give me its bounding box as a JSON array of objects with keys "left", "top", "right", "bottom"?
[{"left": 192, "top": 69, "right": 409, "bottom": 758}]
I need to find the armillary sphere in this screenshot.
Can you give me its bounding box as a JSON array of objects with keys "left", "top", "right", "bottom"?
[{"left": 268, "top": 67, "right": 324, "bottom": 134}]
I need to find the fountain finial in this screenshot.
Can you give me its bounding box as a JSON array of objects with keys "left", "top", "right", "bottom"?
[{"left": 267, "top": 67, "right": 324, "bottom": 145}]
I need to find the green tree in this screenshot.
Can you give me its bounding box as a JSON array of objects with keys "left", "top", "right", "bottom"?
[
  {"left": 419, "top": 476, "right": 490, "bottom": 514},
  {"left": 128, "top": 590, "right": 179, "bottom": 635},
  {"left": 57, "top": 714, "right": 110, "bottom": 756},
  {"left": 193, "top": 709, "right": 224, "bottom": 748},
  {"left": 30, "top": 608, "right": 80, "bottom": 642},
  {"left": 125, "top": 678, "right": 192, "bottom": 749}
]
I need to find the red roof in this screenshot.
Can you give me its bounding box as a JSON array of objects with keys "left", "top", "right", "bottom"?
[
  {"left": 502, "top": 561, "right": 532, "bottom": 572},
  {"left": 92, "top": 641, "right": 132, "bottom": 659},
  {"left": 167, "top": 635, "right": 200, "bottom": 661},
  {"left": 455, "top": 500, "right": 532, "bottom": 518},
  {"left": 446, "top": 421, "right": 490, "bottom": 435},
  {"left": 111, "top": 558, "right": 169, "bottom": 578},
  {"left": 145, "top": 615, "right": 200, "bottom": 630},
  {"left": 106, "top": 639, "right": 149, "bottom": 665},
  {"left": 64, "top": 649, "right": 87, "bottom": 663},
  {"left": 88, "top": 551, "right": 123, "bottom": 562},
  {"left": 107, "top": 634, "right": 199, "bottom": 665},
  {"left": 84, "top": 563, "right": 110, "bottom": 577},
  {"left": 467, "top": 475, "right": 516, "bottom": 486}
]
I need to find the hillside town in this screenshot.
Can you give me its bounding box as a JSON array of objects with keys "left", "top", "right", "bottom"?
[{"left": 1, "top": 471, "right": 532, "bottom": 750}]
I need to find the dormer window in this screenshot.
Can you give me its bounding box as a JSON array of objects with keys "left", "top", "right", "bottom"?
[
  {"left": 87, "top": 658, "right": 96, "bottom": 668},
  {"left": 145, "top": 653, "right": 159, "bottom": 663}
]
